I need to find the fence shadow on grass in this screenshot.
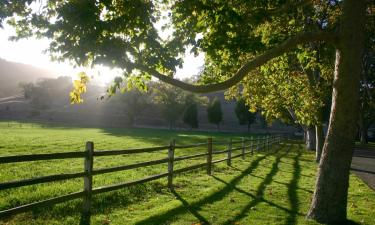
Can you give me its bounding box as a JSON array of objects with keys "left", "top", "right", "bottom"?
[
  {"left": 220, "top": 145, "right": 292, "bottom": 225},
  {"left": 134, "top": 146, "right": 284, "bottom": 225},
  {"left": 20, "top": 181, "right": 168, "bottom": 224},
  {"left": 170, "top": 189, "right": 210, "bottom": 224}
]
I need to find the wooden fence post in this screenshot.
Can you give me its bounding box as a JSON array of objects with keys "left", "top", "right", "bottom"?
[
  {"left": 81, "top": 141, "right": 94, "bottom": 225},
  {"left": 250, "top": 136, "right": 254, "bottom": 155},
  {"left": 227, "top": 138, "right": 232, "bottom": 166},
  {"left": 267, "top": 135, "right": 269, "bottom": 151},
  {"left": 207, "top": 137, "right": 213, "bottom": 175},
  {"left": 241, "top": 137, "right": 245, "bottom": 159},
  {"left": 256, "top": 137, "right": 259, "bottom": 152},
  {"left": 168, "top": 139, "right": 175, "bottom": 189}
]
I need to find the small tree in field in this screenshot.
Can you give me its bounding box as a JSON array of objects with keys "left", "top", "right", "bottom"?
[
  {"left": 152, "top": 82, "right": 185, "bottom": 129},
  {"left": 235, "top": 98, "right": 256, "bottom": 131},
  {"left": 207, "top": 97, "right": 223, "bottom": 131},
  {"left": 183, "top": 103, "right": 198, "bottom": 129},
  {"left": 182, "top": 92, "right": 208, "bottom": 129},
  {"left": 112, "top": 89, "right": 149, "bottom": 127}
]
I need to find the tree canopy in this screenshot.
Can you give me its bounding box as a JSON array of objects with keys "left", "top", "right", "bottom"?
[{"left": 1, "top": 0, "right": 337, "bottom": 96}]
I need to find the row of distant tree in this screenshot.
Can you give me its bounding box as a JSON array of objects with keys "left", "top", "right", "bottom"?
[
  {"left": 107, "top": 81, "right": 259, "bottom": 130},
  {"left": 19, "top": 77, "right": 258, "bottom": 130}
]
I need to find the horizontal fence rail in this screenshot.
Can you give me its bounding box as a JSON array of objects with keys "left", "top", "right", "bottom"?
[
  {"left": 0, "top": 172, "right": 86, "bottom": 191},
  {"left": 0, "top": 134, "right": 284, "bottom": 224},
  {"left": 92, "top": 158, "right": 170, "bottom": 176},
  {"left": 93, "top": 145, "right": 170, "bottom": 156},
  {"left": 0, "top": 152, "right": 86, "bottom": 164}
]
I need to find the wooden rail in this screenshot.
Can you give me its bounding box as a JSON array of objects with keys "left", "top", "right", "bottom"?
[
  {"left": 0, "top": 134, "right": 283, "bottom": 224},
  {"left": 0, "top": 152, "right": 85, "bottom": 164}
]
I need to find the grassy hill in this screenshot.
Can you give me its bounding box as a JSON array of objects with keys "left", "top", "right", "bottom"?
[{"left": 0, "top": 58, "right": 57, "bottom": 97}]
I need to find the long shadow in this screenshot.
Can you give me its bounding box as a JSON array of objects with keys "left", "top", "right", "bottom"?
[
  {"left": 256, "top": 164, "right": 313, "bottom": 178},
  {"left": 221, "top": 145, "right": 291, "bottom": 225},
  {"left": 14, "top": 181, "right": 167, "bottom": 223},
  {"left": 170, "top": 189, "right": 210, "bottom": 224},
  {"left": 247, "top": 173, "right": 312, "bottom": 194},
  {"left": 212, "top": 176, "right": 304, "bottom": 216},
  {"left": 284, "top": 146, "right": 302, "bottom": 225},
  {"left": 134, "top": 146, "right": 284, "bottom": 225}
]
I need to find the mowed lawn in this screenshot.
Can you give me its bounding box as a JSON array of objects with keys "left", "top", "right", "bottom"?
[{"left": 0, "top": 122, "right": 374, "bottom": 225}]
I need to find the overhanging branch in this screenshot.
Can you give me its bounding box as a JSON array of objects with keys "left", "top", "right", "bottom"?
[{"left": 137, "top": 31, "right": 338, "bottom": 93}]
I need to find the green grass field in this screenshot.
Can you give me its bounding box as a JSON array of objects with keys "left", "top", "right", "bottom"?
[{"left": 0, "top": 121, "right": 374, "bottom": 225}]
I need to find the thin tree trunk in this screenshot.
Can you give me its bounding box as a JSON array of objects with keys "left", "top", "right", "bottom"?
[
  {"left": 315, "top": 107, "right": 325, "bottom": 163},
  {"left": 315, "top": 124, "right": 324, "bottom": 163},
  {"left": 358, "top": 112, "right": 368, "bottom": 144},
  {"left": 360, "top": 127, "right": 368, "bottom": 145},
  {"left": 305, "top": 127, "right": 316, "bottom": 151},
  {"left": 307, "top": 0, "right": 365, "bottom": 223}
]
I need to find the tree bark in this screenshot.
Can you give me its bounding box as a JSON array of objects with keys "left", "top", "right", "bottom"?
[
  {"left": 315, "top": 124, "right": 324, "bottom": 163},
  {"left": 360, "top": 127, "right": 368, "bottom": 145},
  {"left": 358, "top": 112, "right": 368, "bottom": 144},
  {"left": 305, "top": 127, "right": 316, "bottom": 151},
  {"left": 307, "top": 0, "right": 366, "bottom": 223},
  {"left": 315, "top": 107, "right": 325, "bottom": 163},
  {"left": 137, "top": 32, "right": 337, "bottom": 93}
]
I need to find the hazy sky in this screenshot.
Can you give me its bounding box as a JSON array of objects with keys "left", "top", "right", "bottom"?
[{"left": 0, "top": 22, "right": 204, "bottom": 86}]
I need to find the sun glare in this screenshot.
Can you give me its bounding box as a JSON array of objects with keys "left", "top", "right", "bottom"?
[{"left": 0, "top": 22, "right": 204, "bottom": 87}]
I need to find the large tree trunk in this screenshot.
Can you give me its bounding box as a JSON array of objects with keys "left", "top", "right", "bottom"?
[
  {"left": 307, "top": 0, "right": 366, "bottom": 223},
  {"left": 304, "top": 127, "right": 316, "bottom": 151}
]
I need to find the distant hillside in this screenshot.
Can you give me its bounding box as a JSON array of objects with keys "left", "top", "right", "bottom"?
[{"left": 0, "top": 58, "right": 57, "bottom": 97}]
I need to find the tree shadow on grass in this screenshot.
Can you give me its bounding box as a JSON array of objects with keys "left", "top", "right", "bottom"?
[
  {"left": 170, "top": 189, "right": 210, "bottom": 224},
  {"left": 284, "top": 145, "right": 302, "bottom": 225},
  {"left": 220, "top": 145, "right": 292, "bottom": 225},
  {"left": 134, "top": 145, "right": 286, "bottom": 225},
  {"left": 247, "top": 173, "right": 312, "bottom": 194},
  {"left": 11, "top": 181, "right": 168, "bottom": 223}
]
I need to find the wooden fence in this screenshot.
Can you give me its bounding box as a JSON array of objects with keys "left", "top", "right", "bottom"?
[{"left": 0, "top": 135, "right": 283, "bottom": 224}]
